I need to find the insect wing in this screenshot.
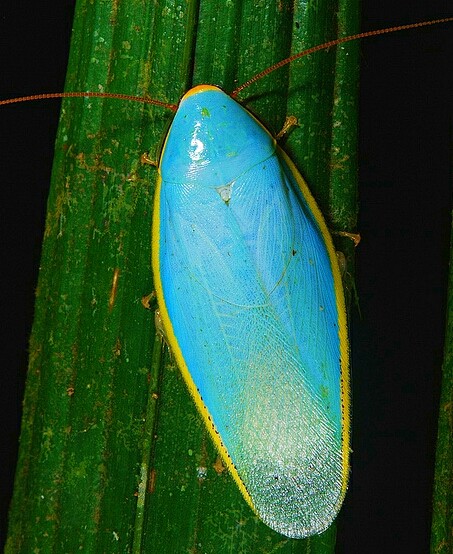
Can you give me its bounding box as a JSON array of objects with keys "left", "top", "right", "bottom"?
[{"left": 153, "top": 86, "right": 349, "bottom": 538}]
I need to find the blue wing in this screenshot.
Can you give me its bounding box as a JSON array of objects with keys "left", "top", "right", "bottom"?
[{"left": 153, "top": 86, "right": 349, "bottom": 538}]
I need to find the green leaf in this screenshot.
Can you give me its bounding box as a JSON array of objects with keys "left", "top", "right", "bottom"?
[
  {"left": 430, "top": 223, "right": 453, "bottom": 554},
  {"left": 6, "top": 0, "right": 359, "bottom": 551}
]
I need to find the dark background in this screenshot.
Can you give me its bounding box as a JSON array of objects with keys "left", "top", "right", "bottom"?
[{"left": 1, "top": 1, "right": 451, "bottom": 551}]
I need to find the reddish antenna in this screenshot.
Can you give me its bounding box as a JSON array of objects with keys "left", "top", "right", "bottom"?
[
  {"left": 231, "top": 17, "right": 453, "bottom": 97},
  {"left": 1, "top": 17, "right": 452, "bottom": 108},
  {"left": 0, "top": 91, "right": 177, "bottom": 111}
]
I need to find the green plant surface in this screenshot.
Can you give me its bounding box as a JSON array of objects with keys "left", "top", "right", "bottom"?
[
  {"left": 6, "top": 0, "right": 359, "bottom": 552},
  {"left": 430, "top": 223, "right": 453, "bottom": 554}
]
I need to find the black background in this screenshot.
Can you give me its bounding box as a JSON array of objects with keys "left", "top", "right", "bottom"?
[{"left": 1, "top": 1, "right": 452, "bottom": 551}]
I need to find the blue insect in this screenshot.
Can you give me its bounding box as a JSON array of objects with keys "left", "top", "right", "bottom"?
[
  {"left": 152, "top": 85, "right": 350, "bottom": 538},
  {"left": 5, "top": 16, "right": 450, "bottom": 540}
]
